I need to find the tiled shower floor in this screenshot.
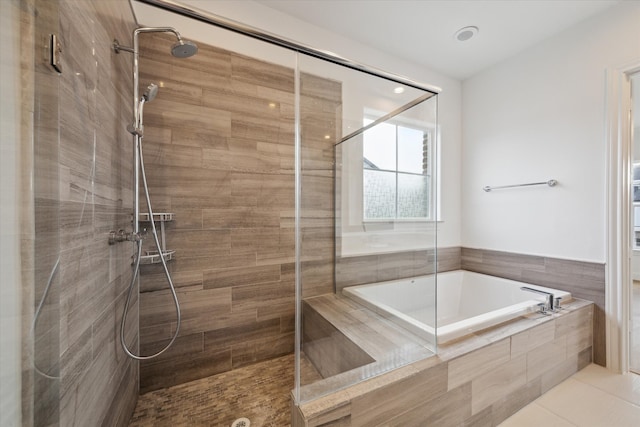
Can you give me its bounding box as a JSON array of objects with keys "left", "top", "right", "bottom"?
[{"left": 129, "top": 354, "right": 299, "bottom": 427}]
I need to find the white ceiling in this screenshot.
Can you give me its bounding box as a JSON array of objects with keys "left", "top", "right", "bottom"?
[{"left": 254, "top": 0, "right": 621, "bottom": 80}]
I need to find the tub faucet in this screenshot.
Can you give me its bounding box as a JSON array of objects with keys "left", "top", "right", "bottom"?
[{"left": 520, "top": 287, "right": 555, "bottom": 314}]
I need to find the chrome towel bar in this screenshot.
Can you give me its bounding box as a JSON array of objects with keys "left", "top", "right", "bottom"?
[{"left": 483, "top": 179, "right": 557, "bottom": 192}]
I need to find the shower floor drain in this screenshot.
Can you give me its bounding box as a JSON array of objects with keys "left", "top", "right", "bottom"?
[{"left": 231, "top": 417, "right": 250, "bottom": 427}]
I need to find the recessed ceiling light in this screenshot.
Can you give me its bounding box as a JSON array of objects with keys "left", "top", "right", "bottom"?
[
  {"left": 454, "top": 26, "right": 479, "bottom": 42},
  {"left": 394, "top": 86, "right": 405, "bottom": 94}
]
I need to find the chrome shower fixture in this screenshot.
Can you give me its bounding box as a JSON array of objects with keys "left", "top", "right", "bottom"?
[
  {"left": 143, "top": 83, "right": 159, "bottom": 102},
  {"left": 127, "top": 83, "right": 159, "bottom": 137},
  {"left": 112, "top": 27, "right": 198, "bottom": 58},
  {"left": 112, "top": 26, "right": 197, "bottom": 361},
  {"left": 171, "top": 40, "right": 198, "bottom": 58}
]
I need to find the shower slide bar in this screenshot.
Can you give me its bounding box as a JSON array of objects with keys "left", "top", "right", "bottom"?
[
  {"left": 135, "top": 0, "right": 441, "bottom": 95},
  {"left": 483, "top": 179, "right": 558, "bottom": 192}
]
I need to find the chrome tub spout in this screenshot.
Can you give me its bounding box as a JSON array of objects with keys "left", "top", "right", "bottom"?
[{"left": 520, "top": 286, "right": 555, "bottom": 314}]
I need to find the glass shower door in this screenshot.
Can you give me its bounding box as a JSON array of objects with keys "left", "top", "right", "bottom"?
[{"left": 294, "top": 51, "right": 438, "bottom": 404}]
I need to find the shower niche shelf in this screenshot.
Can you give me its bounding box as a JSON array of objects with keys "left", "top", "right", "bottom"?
[{"left": 139, "top": 212, "right": 175, "bottom": 264}]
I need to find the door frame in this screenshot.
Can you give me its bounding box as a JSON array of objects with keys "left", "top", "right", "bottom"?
[{"left": 606, "top": 61, "right": 640, "bottom": 373}]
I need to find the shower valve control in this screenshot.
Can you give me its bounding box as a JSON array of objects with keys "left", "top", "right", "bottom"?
[{"left": 108, "top": 229, "right": 142, "bottom": 245}]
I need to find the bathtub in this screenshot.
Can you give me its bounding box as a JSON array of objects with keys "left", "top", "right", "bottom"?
[{"left": 342, "top": 270, "right": 572, "bottom": 343}]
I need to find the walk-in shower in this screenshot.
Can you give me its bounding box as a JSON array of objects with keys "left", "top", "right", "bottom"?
[{"left": 110, "top": 26, "right": 198, "bottom": 360}]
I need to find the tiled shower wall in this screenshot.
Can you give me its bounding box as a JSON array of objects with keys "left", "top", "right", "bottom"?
[
  {"left": 47, "top": 0, "right": 137, "bottom": 425},
  {"left": 137, "top": 35, "right": 340, "bottom": 391}
]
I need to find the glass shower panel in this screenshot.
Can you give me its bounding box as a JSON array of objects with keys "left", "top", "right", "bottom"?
[
  {"left": 295, "top": 51, "right": 438, "bottom": 404},
  {"left": 25, "top": 0, "right": 62, "bottom": 424}
]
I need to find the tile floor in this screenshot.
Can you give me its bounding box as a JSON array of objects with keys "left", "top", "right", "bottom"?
[
  {"left": 130, "top": 356, "right": 640, "bottom": 427},
  {"left": 499, "top": 364, "right": 640, "bottom": 427},
  {"left": 129, "top": 354, "right": 295, "bottom": 427}
]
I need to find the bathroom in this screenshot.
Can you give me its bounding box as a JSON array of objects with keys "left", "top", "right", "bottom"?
[{"left": 2, "top": 0, "right": 640, "bottom": 426}]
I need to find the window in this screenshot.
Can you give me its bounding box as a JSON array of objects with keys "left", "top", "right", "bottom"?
[{"left": 362, "top": 119, "right": 432, "bottom": 220}]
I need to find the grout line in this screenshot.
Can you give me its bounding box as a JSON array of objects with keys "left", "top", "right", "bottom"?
[
  {"left": 571, "top": 369, "right": 640, "bottom": 409},
  {"left": 531, "top": 402, "right": 579, "bottom": 427}
]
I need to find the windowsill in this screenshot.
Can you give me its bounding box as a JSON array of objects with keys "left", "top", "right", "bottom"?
[
  {"left": 362, "top": 219, "right": 442, "bottom": 224},
  {"left": 339, "top": 222, "right": 443, "bottom": 258}
]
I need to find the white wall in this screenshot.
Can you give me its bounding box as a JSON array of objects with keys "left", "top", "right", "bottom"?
[
  {"left": 131, "top": 0, "right": 462, "bottom": 249},
  {"left": 462, "top": 1, "right": 640, "bottom": 262},
  {"left": 0, "top": 1, "right": 23, "bottom": 425}
]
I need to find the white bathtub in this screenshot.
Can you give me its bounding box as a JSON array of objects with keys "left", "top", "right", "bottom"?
[{"left": 342, "top": 270, "right": 572, "bottom": 343}]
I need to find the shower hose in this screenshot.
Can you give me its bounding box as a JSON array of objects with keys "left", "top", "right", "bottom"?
[{"left": 120, "top": 100, "right": 181, "bottom": 360}]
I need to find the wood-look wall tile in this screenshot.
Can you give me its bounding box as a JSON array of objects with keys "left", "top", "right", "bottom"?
[
  {"left": 60, "top": 327, "right": 93, "bottom": 400},
  {"left": 307, "top": 402, "right": 351, "bottom": 427},
  {"left": 101, "top": 362, "right": 139, "bottom": 427},
  {"left": 166, "top": 229, "right": 231, "bottom": 258},
  {"left": 144, "top": 165, "right": 232, "bottom": 194},
  {"left": 139, "top": 263, "right": 182, "bottom": 291},
  {"left": 229, "top": 228, "right": 281, "bottom": 254},
  {"left": 231, "top": 333, "right": 294, "bottom": 369},
  {"left": 202, "top": 140, "right": 281, "bottom": 174},
  {"left": 231, "top": 115, "right": 294, "bottom": 145},
  {"left": 204, "top": 318, "right": 280, "bottom": 348},
  {"left": 171, "top": 128, "right": 229, "bottom": 149},
  {"left": 168, "top": 208, "right": 203, "bottom": 230},
  {"left": 202, "top": 207, "right": 281, "bottom": 228},
  {"left": 144, "top": 98, "right": 232, "bottom": 136},
  {"left": 471, "top": 355, "right": 527, "bottom": 415},
  {"left": 177, "top": 309, "right": 258, "bottom": 337},
  {"left": 140, "top": 332, "right": 204, "bottom": 365},
  {"left": 539, "top": 354, "right": 579, "bottom": 394},
  {"left": 140, "top": 347, "right": 232, "bottom": 393},
  {"left": 231, "top": 53, "right": 294, "bottom": 93},
  {"left": 462, "top": 407, "right": 493, "bottom": 427},
  {"left": 143, "top": 125, "right": 172, "bottom": 145},
  {"left": 202, "top": 87, "right": 286, "bottom": 120},
  {"left": 169, "top": 253, "right": 257, "bottom": 275},
  {"left": 203, "top": 264, "right": 281, "bottom": 289},
  {"left": 526, "top": 335, "right": 567, "bottom": 380},
  {"left": 301, "top": 260, "right": 335, "bottom": 298},
  {"left": 138, "top": 74, "right": 204, "bottom": 107},
  {"left": 140, "top": 141, "right": 203, "bottom": 169},
  {"left": 382, "top": 382, "right": 472, "bottom": 427},
  {"left": 140, "top": 323, "right": 175, "bottom": 346},
  {"left": 448, "top": 339, "right": 511, "bottom": 391},
  {"left": 555, "top": 305, "right": 592, "bottom": 338},
  {"left": 510, "top": 320, "right": 556, "bottom": 359},
  {"left": 349, "top": 363, "right": 448, "bottom": 426},
  {"left": 566, "top": 321, "right": 592, "bottom": 356},
  {"left": 232, "top": 281, "right": 295, "bottom": 312},
  {"left": 437, "top": 247, "right": 462, "bottom": 272},
  {"left": 140, "top": 286, "right": 230, "bottom": 328},
  {"left": 489, "top": 377, "right": 542, "bottom": 426},
  {"left": 300, "top": 73, "right": 342, "bottom": 103}
]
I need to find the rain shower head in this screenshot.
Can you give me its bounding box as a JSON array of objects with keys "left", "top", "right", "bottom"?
[
  {"left": 142, "top": 83, "right": 159, "bottom": 102},
  {"left": 171, "top": 40, "right": 198, "bottom": 58}
]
